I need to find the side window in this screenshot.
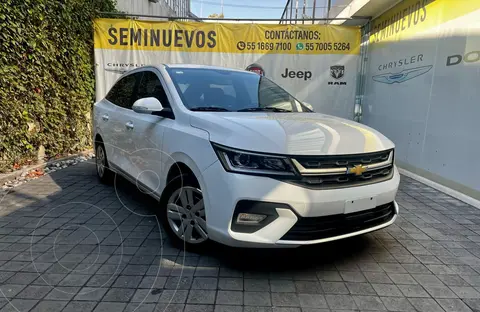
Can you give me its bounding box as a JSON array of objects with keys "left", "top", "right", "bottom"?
[
  {"left": 136, "top": 71, "right": 171, "bottom": 108},
  {"left": 105, "top": 74, "right": 138, "bottom": 109}
]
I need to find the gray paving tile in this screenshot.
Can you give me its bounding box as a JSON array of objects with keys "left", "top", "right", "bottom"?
[
  {"left": 15, "top": 285, "right": 53, "bottom": 300},
  {"left": 112, "top": 275, "right": 143, "bottom": 288},
  {"left": 44, "top": 287, "right": 80, "bottom": 300},
  {"left": 320, "top": 282, "right": 348, "bottom": 294},
  {"left": 438, "top": 274, "right": 470, "bottom": 286},
  {"left": 131, "top": 288, "right": 162, "bottom": 302},
  {"left": 219, "top": 268, "right": 242, "bottom": 278},
  {"left": 244, "top": 292, "right": 271, "bottom": 306},
  {"left": 271, "top": 308, "right": 300, "bottom": 312},
  {"left": 6, "top": 272, "right": 39, "bottom": 284},
  {"left": 138, "top": 276, "right": 167, "bottom": 289},
  {"left": 192, "top": 267, "right": 219, "bottom": 277},
  {"left": 243, "top": 307, "right": 272, "bottom": 312},
  {"left": 214, "top": 305, "right": 242, "bottom": 312},
  {"left": 387, "top": 273, "right": 418, "bottom": 285},
  {"left": 358, "top": 262, "right": 383, "bottom": 272},
  {"left": 156, "top": 303, "right": 186, "bottom": 312},
  {"left": 324, "top": 294, "right": 357, "bottom": 310},
  {"left": 62, "top": 301, "right": 98, "bottom": 312},
  {"left": 372, "top": 283, "right": 403, "bottom": 297},
  {"left": 380, "top": 297, "right": 415, "bottom": 311},
  {"left": 407, "top": 298, "right": 444, "bottom": 312},
  {"left": 59, "top": 274, "right": 91, "bottom": 287},
  {"left": 461, "top": 275, "right": 480, "bottom": 286},
  {"left": 297, "top": 294, "right": 327, "bottom": 308},
  {"left": 187, "top": 290, "right": 216, "bottom": 304},
  {"left": 102, "top": 288, "right": 135, "bottom": 302},
  {"left": 353, "top": 295, "right": 385, "bottom": 311},
  {"left": 0, "top": 284, "right": 26, "bottom": 298},
  {"left": 74, "top": 287, "right": 108, "bottom": 301},
  {"left": 93, "top": 302, "right": 127, "bottom": 312},
  {"left": 412, "top": 274, "right": 444, "bottom": 286},
  {"left": 30, "top": 300, "right": 68, "bottom": 312},
  {"left": 340, "top": 271, "right": 366, "bottom": 283},
  {"left": 449, "top": 286, "right": 480, "bottom": 299},
  {"left": 192, "top": 277, "right": 218, "bottom": 290},
  {"left": 436, "top": 298, "right": 473, "bottom": 312},
  {"left": 294, "top": 281, "right": 322, "bottom": 294},
  {"left": 216, "top": 291, "right": 243, "bottom": 305},
  {"left": 165, "top": 276, "right": 193, "bottom": 290},
  {"left": 218, "top": 278, "right": 242, "bottom": 290},
  {"left": 364, "top": 272, "right": 393, "bottom": 284},
  {"left": 423, "top": 285, "right": 458, "bottom": 298},
  {"left": 316, "top": 271, "right": 342, "bottom": 282},
  {"left": 85, "top": 274, "right": 116, "bottom": 287},
  {"left": 244, "top": 279, "right": 270, "bottom": 291},
  {"left": 271, "top": 293, "right": 300, "bottom": 307},
  {"left": 270, "top": 280, "right": 296, "bottom": 292},
  {"left": 123, "top": 302, "right": 156, "bottom": 312},
  {"left": 0, "top": 299, "right": 38, "bottom": 312},
  {"left": 463, "top": 298, "right": 480, "bottom": 311},
  {"left": 397, "top": 284, "right": 430, "bottom": 297},
  {"left": 184, "top": 304, "right": 214, "bottom": 312},
  {"left": 345, "top": 282, "right": 376, "bottom": 295}
]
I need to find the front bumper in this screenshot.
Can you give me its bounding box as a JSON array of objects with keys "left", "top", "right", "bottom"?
[{"left": 201, "top": 161, "right": 400, "bottom": 247}]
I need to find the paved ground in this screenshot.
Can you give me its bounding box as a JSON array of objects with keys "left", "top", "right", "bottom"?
[{"left": 1, "top": 161, "right": 480, "bottom": 312}]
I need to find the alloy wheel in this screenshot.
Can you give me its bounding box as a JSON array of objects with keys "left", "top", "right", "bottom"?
[
  {"left": 96, "top": 145, "right": 105, "bottom": 178},
  {"left": 166, "top": 186, "right": 208, "bottom": 244}
]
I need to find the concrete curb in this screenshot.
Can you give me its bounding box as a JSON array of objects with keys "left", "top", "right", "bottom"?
[{"left": 0, "top": 149, "right": 94, "bottom": 185}]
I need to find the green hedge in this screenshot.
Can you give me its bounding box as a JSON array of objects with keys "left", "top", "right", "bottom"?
[{"left": 0, "top": 0, "right": 117, "bottom": 172}]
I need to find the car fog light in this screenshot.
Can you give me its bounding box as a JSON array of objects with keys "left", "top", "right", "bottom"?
[{"left": 236, "top": 213, "right": 267, "bottom": 224}]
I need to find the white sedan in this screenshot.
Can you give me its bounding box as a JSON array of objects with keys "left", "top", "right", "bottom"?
[{"left": 93, "top": 64, "right": 399, "bottom": 249}]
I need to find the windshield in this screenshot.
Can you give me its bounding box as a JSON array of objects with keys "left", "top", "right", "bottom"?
[{"left": 166, "top": 67, "right": 312, "bottom": 112}]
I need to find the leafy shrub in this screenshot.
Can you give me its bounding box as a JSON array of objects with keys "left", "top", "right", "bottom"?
[{"left": 0, "top": 0, "right": 117, "bottom": 172}]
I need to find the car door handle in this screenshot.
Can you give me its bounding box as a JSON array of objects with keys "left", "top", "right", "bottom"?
[
  {"left": 125, "top": 121, "right": 134, "bottom": 130},
  {"left": 102, "top": 114, "right": 109, "bottom": 121}
]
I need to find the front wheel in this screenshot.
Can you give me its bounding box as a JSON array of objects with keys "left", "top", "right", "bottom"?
[
  {"left": 159, "top": 175, "right": 209, "bottom": 249},
  {"left": 95, "top": 143, "right": 114, "bottom": 184}
]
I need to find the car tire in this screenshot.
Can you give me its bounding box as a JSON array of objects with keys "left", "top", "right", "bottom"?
[
  {"left": 95, "top": 142, "right": 114, "bottom": 185},
  {"left": 159, "top": 174, "right": 209, "bottom": 250}
]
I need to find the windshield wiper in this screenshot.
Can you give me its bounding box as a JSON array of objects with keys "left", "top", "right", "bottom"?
[
  {"left": 237, "top": 107, "right": 292, "bottom": 112},
  {"left": 190, "top": 106, "right": 231, "bottom": 112}
]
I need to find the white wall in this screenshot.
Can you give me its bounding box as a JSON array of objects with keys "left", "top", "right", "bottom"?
[{"left": 363, "top": 0, "right": 480, "bottom": 199}]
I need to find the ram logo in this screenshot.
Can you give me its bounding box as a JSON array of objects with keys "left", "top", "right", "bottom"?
[{"left": 330, "top": 65, "right": 345, "bottom": 79}]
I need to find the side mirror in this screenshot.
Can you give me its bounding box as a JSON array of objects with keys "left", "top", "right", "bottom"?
[
  {"left": 303, "top": 102, "right": 314, "bottom": 111},
  {"left": 132, "top": 97, "right": 163, "bottom": 114}
]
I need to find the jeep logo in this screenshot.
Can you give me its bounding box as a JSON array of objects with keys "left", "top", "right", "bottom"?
[
  {"left": 446, "top": 50, "right": 480, "bottom": 66},
  {"left": 281, "top": 68, "right": 312, "bottom": 80}
]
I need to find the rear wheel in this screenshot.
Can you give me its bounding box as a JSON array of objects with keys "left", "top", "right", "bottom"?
[
  {"left": 160, "top": 174, "right": 209, "bottom": 249},
  {"left": 95, "top": 143, "right": 114, "bottom": 184}
]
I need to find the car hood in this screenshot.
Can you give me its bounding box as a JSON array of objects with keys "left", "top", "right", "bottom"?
[{"left": 190, "top": 112, "right": 394, "bottom": 155}]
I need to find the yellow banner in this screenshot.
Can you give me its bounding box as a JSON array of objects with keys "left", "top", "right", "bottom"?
[
  {"left": 370, "top": 0, "right": 480, "bottom": 44},
  {"left": 94, "top": 19, "right": 361, "bottom": 55}
]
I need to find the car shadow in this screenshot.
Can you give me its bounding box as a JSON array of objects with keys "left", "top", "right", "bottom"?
[{"left": 108, "top": 162, "right": 382, "bottom": 271}]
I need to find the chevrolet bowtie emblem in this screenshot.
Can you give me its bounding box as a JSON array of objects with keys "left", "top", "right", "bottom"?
[{"left": 348, "top": 165, "right": 366, "bottom": 176}]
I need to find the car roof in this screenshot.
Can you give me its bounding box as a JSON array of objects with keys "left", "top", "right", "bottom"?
[{"left": 159, "top": 64, "right": 256, "bottom": 75}]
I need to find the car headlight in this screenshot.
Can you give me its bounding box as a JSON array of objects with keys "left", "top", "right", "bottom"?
[{"left": 212, "top": 143, "right": 296, "bottom": 176}]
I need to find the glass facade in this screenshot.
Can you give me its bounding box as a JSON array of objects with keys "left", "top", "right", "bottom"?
[{"left": 279, "top": 0, "right": 353, "bottom": 24}]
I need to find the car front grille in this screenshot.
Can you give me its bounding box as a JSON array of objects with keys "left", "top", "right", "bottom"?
[
  {"left": 287, "top": 149, "right": 394, "bottom": 189},
  {"left": 280, "top": 202, "right": 396, "bottom": 241}
]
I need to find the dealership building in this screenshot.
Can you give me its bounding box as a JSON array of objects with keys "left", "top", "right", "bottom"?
[{"left": 278, "top": 0, "right": 480, "bottom": 204}]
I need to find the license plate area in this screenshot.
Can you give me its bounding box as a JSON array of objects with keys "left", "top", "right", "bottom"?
[{"left": 345, "top": 196, "right": 377, "bottom": 214}]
